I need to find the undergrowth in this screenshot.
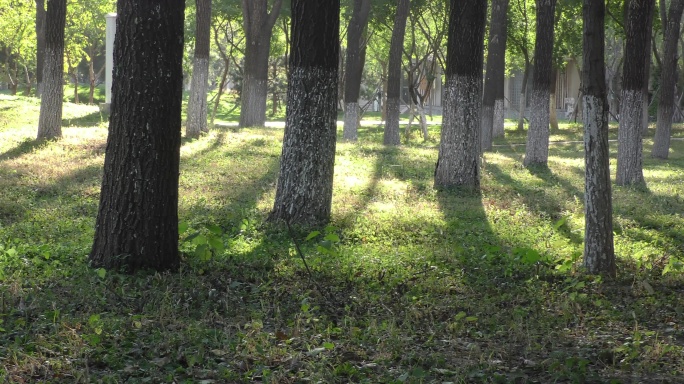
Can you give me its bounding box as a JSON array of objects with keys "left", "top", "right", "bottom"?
[{"left": 1, "top": 94, "right": 683, "bottom": 383}]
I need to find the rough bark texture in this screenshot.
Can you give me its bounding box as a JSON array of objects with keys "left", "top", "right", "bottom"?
[
  {"left": 240, "top": 0, "right": 283, "bottom": 128},
  {"left": 582, "top": 0, "right": 616, "bottom": 278},
  {"left": 35, "top": 0, "right": 46, "bottom": 97},
  {"left": 186, "top": 0, "right": 212, "bottom": 138},
  {"left": 524, "top": 0, "right": 556, "bottom": 167},
  {"left": 90, "top": 0, "right": 185, "bottom": 272},
  {"left": 36, "top": 0, "right": 66, "bottom": 139},
  {"left": 342, "top": 0, "right": 371, "bottom": 141},
  {"left": 383, "top": 0, "right": 410, "bottom": 146},
  {"left": 434, "top": 0, "right": 487, "bottom": 190},
  {"left": 617, "top": 0, "right": 654, "bottom": 186},
  {"left": 270, "top": 0, "right": 339, "bottom": 227},
  {"left": 481, "top": 0, "right": 509, "bottom": 150},
  {"left": 652, "top": 0, "right": 684, "bottom": 159},
  {"left": 493, "top": 99, "right": 505, "bottom": 137},
  {"left": 642, "top": 6, "right": 654, "bottom": 135}
]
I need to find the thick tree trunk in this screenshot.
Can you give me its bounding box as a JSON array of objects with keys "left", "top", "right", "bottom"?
[
  {"left": 270, "top": 0, "right": 339, "bottom": 227},
  {"left": 186, "top": 0, "right": 212, "bottom": 138},
  {"left": 582, "top": 0, "right": 615, "bottom": 278},
  {"left": 652, "top": 0, "right": 684, "bottom": 159},
  {"left": 239, "top": 0, "right": 283, "bottom": 128},
  {"left": 524, "top": 0, "right": 557, "bottom": 167},
  {"left": 383, "top": 0, "right": 410, "bottom": 146},
  {"left": 342, "top": 0, "right": 371, "bottom": 141},
  {"left": 434, "top": 0, "right": 487, "bottom": 190},
  {"left": 35, "top": 0, "right": 46, "bottom": 98},
  {"left": 642, "top": 7, "right": 654, "bottom": 136},
  {"left": 481, "top": 0, "right": 509, "bottom": 151},
  {"left": 617, "top": 0, "right": 654, "bottom": 186},
  {"left": 36, "top": 0, "right": 66, "bottom": 140},
  {"left": 90, "top": 0, "right": 185, "bottom": 272},
  {"left": 516, "top": 63, "right": 529, "bottom": 131}
]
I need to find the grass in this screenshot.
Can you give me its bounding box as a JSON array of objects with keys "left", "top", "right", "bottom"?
[{"left": 1, "top": 94, "right": 684, "bottom": 383}]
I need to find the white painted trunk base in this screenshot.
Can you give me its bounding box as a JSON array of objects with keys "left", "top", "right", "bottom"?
[
  {"left": 480, "top": 104, "right": 494, "bottom": 151},
  {"left": 492, "top": 99, "right": 505, "bottom": 138},
  {"left": 343, "top": 102, "right": 359, "bottom": 141},
  {"left": 434, "top": 75, "right": 482, "bottom": 189},
  {"left": 384, "top": 98, "right": 401, "bottom": 145},
  {"left": 524, "top": 89, "right": 550, "bottom": 166},
  {"left": 37, "top": 47, "right": 63, "bottom": 139},
  {"left": 186, "top": 57, "right": 210, "bottom": 138},
  {"left": 240, "top": 77, "right": 268, "bottom": 128}
]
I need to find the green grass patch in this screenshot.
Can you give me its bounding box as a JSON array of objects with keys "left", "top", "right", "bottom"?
[{"left": 1, "top": 97, "right": 683, "bottom": 382}]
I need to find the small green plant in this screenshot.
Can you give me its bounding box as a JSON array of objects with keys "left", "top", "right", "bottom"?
[{"left": 179, "top": 221, "right": 225, "bottom": 262}]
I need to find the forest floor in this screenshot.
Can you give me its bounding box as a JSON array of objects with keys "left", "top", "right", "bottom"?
[{"left": 1, "top": 94, "right": 684, "bottom": 383}]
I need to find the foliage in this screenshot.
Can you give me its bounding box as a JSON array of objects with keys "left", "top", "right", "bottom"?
[{"left": 1, "top": 98, "right": 684, "bottom": 382}]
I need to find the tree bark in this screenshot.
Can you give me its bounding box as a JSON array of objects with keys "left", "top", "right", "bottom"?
[
  {"left": 36, "top": 0, "right": 66, "bottom": 140},
  {"left": 524, "top": 0, "right": 557, "bottom": 167},
  {"left": 481, "top": 0, "right": 509, "bottom": 151},
  {"left": 35, "top": 0, "right": 46, "bottom": 98},
  {"left": 270, "top": 0, "right": 339, "bottom": 227},
  {"left": 516, "top": 62, "right": 529, "bottom": 131},
  {"left": 186, "top": 0, "right": 212, "bottom": 138},
  {"left": 582, "top": 0, "right": 616, "bottom": 278},
  {"left": 641, "top": 6, "right": 654, "bottom": 135},
  {"left": 617, "top": 0, "right": 654, "bottom": 186},
  {"left": 342, "top": 0, "right": 371, "bottom": 141},
  {"left": 239, "top": 0, "right": 283, "bottom": 128},
  {"left": 652, "top": 0, "right": 684, "bottom": 159},
  {"left": 549, "top": 67, "right": 558, "bottom": 131},
  {"left": 434, "top": 0, "right": 487, "bottom": 190},
  {"left": 90, "top": 0, "right": 185, "bottom": 272},
  {"left": 383, "top": 0, "right": 410, "bottom": 146}
]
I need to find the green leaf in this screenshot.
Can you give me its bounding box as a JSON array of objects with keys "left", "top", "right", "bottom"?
[
  {"left": 192, "top": 235, "right": 208, "bottom": 245},
  {"left": 324, "top": 233, "right": 340, "bottom": 242},
  {"left": 454, "top": 311, "right": 467, "bottom": 321},
  {"left": 553, "top": 216, "right": 568, "bottom": 230},
  {"left": 305, "top": 231, "right": 321, "bottom": 241},
  {"left": 205, "top": 223, "right": 223, "bottom": 235},
  {"left": 178, "top": 221, "right": 189, "bottom": 235},
  {"left": 465, "top": 316, "right": 478, "bottom": 322},
  {"left": 323, "top": 342, "right": 334, "bottom": 350},
  {"left": 208, "top": 237, "right": 224, "bottom": 253},
  {"left": 96, "top": 268, "right": 106, "bottom": 279}
]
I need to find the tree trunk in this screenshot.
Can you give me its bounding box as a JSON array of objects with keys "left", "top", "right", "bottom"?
[
  {"left": 582, "top": 0, "right": 616, "bottom": 278},
  {"left": 270, "top": 0, "right": 339, "bottom": 227},
  {"left": 240, "top": 0, "right": 283, "bottom": 128},
  {"left": 211, "top": 59, "right": 229, "bottom": 126},
  {"left": 72, "top": 64, "right": 79, "bottom": 103},
  {"left": 343, "top": 0, "right": 371, "bottom": 141},
  {"left": 616, "top": 0, "right": 654, "bottom": 186},
  {"left": 516, "top": 63, "right": 529, "bottom": 131},
  {"left": 652, "top": 0, "right": 684, "bottom": 159},
  {"left": 524, "top": 0, "right": 557, "bottom": 167},
  {"left": 90, "top": 0, "right": 185, "bottom": 272},
  {"left": 36, "top": 0, "right": 66, "bottom": 140},
  {"left": 481, "top": 0, "right": 509, "bottom": 151},
  {"left": 434, "top": 0, "right": 487, "bottom": 190},
  {"left": 641, "top": 7, "right": 654, "bottom": 136},
  {"left": 549, "top": 67, "right": 558, "bottom": 131},
  {"left": 383, "top": 0, "right": 410, "bottom": 146},
  {"left": 186, "top": 0, "right": 212, "bottom": 138},
  {"left": 35, "top": 0, "right": 46, "bottom": 98}
]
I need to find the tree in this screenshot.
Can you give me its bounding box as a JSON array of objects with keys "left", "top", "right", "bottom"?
[
  {"left": 616, "top": 0, "right": 655, "bottom": 186},
  {"left": 434, "top": 0, "right": 487, "bottom": 189},
  {"left": 270, "top": 0, "right": 340, "bottom": 226},
  {"left": 35, "top": 0, "right": 46, "bottom": 97},
  {"left": 186, "top": 0, "right": 212, "bottom": 138},
  {"left": 582, "top": 0, "right": 616, "bottom": 277},
  {"left": 507, "top": 0, "right": 533, "bottom": 132},
  {"left": 342, "top": 0, "right": 371, "bottom": 141},
  {"left": 523, "top": 0, "right": 557, "bottom": 167},
  {"left": 481, "top": 0, "right": 509, "bottom": 151},
  {"left": 36, "top": 0, "right": 66, "bottom": 140},
  {"left": 90, "top": 0, "right": 185, "bottom": 272},
  {"left": 0, "top": 0, "right": 38, "bottom": 96},
  {"left": 239, "top": 0, "right": 283, "bottom": 128},
  {"left": 652, "top": 0, "right": 684, "bottom": 159},
  {"left": 210, "top": 4, "right": 245, "bottom": 125},
  {"left": 382, "top": 0, "right": 410, "bottom": 146}
]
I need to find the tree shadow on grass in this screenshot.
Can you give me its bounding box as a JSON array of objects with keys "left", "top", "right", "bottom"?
[
  {"left": 0, "top": 138, "right": 51, "bottom": 161},
  {"left": 62, "top": 110, "right": 107, "bottom": 128}
]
